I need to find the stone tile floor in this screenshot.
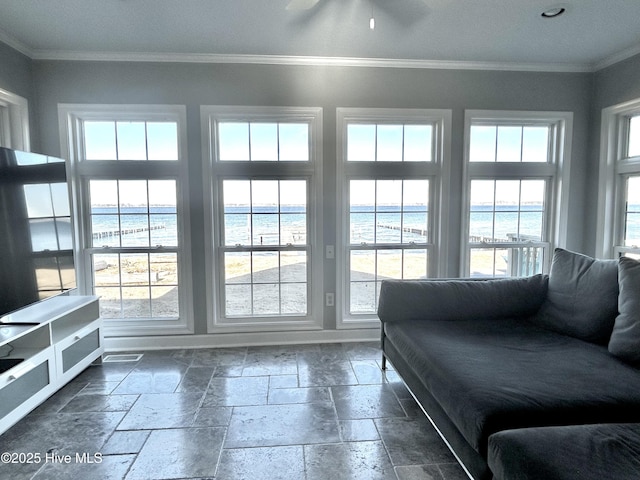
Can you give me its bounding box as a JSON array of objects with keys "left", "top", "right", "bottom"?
[{"left": 0, "top": 342, "right": 468, "bottom": 480}]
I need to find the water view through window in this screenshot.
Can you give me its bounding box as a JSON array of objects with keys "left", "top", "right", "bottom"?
[{"left": 84, "top": 120, "right": 182, "bottom": 320}]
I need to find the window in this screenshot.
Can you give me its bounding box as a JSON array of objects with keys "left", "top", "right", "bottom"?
[
  {"left": 597, "top": 99, "right": 640, "bottom": 259},
  {"left": 202, "top": 106, "right": 322, "bottom": 331},
  {"left": 23, "top": 171, "right": 75, "bottom": 297},
  {"left": 463, "top": 111, "right": 573, "bottom": 277},
  {"left": 59, "top": 105, "right": 192, "bottom": 336},
  {"left": 337, "top": 108, "right": 451, "bottom": 327},
  {"left": 0, "top": 88, "right": 30, "bottom": 150}
]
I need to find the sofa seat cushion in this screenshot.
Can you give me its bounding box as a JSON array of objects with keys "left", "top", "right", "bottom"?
[
  {"left": 488, "top": 423, "right": 640, "bottom": 480},
  {"left": 384, "top": 318, "right": 640, "bottom": 457}
]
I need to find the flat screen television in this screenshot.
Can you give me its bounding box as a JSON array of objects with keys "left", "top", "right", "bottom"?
[{"left": 0, "top": 147, "right": 76, "bottom": 321}]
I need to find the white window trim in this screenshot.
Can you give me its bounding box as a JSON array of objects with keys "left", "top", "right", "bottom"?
[
  {"left": 596, "top": 98, "right": 640, "bottom": 258},
  {"left": 58, "top": 104, "right": 194, "bottom": 337},
  {"left": 461, "top": 110, "right": 573, "bottom": 276},
  {"left": 201, "top": 105, "right": 323, "bottom": 333},
  {"left": 336, "top": 107, "right": 452, "bottom": 329},
  {"left": 0, "top": 88, "right": 30, "bottom": 150}
]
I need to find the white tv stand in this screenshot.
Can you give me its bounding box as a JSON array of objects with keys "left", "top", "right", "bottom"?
[{"left": 0, "top": 295, "right": 103, "bottom": 434}]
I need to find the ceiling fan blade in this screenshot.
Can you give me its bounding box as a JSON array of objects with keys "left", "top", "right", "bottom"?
[{"left": 286, "top": 0, "right": 320, "bottom": 10}]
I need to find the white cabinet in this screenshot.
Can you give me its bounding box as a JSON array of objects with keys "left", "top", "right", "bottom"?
[{"left": 0, "top": 296, "right": 102, "bottom": 434}]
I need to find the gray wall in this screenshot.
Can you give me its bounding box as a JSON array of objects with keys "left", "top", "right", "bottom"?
[
  {"left": 29, "top": 59, "right": 594, "bottom": 332},
  {"left": 0, "top": 42, "right": 37, "bottom": 150},
  {"left": 584, "top": 53, "right": 640, "bottom": 255}
]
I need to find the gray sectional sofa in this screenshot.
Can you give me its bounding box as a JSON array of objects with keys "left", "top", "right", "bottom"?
[{"left": 378, "top": 249, "right": 640, "bottom": 480}]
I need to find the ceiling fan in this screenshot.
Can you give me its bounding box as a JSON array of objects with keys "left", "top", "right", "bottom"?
[
  {"left": 285, "top": 0, "right": 429, "bottom": 28},
  {"left": 286, "top": 0, "right": 323, "bottom": 9}
]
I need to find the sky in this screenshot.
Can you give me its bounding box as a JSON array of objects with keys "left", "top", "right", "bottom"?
[{"left": 83, "top": 120, "right": 553, "bottom": 207}]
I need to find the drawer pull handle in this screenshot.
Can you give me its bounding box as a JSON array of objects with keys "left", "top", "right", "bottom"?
[
  {"left": 8, "top": 375, "right": 17, "bottom": 381},
  {"left": 74, "top": 335, "right": 82, "bottom": 341}
]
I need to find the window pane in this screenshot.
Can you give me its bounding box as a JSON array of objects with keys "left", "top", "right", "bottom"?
[
  {"left": 470, "top": 248, "right": 506, "bottom": 277},
  {"left": 471, "top": 246, "right": 544, "bottom": 278},
  {"left": 252, "top": 251, "right": 279, "bottom": 284},
  {"left": 224, "top": 180, "right": 251, "bottom": 212},
  {"left": 95, "top": 287, "right": 122, "bottom": 318},
  {"left": 149, "top": 180, "right": 178, "bottom": 247},
  {"left": 281, "top": 283, "right": 306, "bottom": 314},
  {"left": 376, "top": 213, "right": 401, "bottom": 243},
  {"left": 122, "top": 287, "right": 151, "bottom": 318},
  {"left": 494, "top": 180, "right": 520, "bottom": 209},
  {"left": 404, "top": 125, "right": 432, "bottom": 162},
  {"left": 377, "top": 180, "right": 402, "bottom": 210},
  {"left": 469, "top": 126, "right": 496, "bottom": 162},
  {"left": 350, "top": 180, "right": 375, "bottom": 212},
  {"left": 348, "top": 123, "right": 433, "bottom": 162},
  {"left": 90, "top": 180, "right": 118, "bottom": 209},
  {"left": 280, "top": 251, "right": 307, "bottom": 283},
  {"left": 219, "top": 122, "right": 249, "bottom": 161},
  {"left": 93, "top": 252, "right": 181, "bottom": 319},
  {"left": 403, "top": 249, "right": 427, "bottom": 279},
  {"left": 347, "top": 124, "right": 376, "bottom": 161},
  {"left": 350, "top": 281, "right": 376, "bottom": 313},
  {"left": 629, "top": 116, "right": 640, "bottom": 158},
  {"left": 29, "top": 219, "right": 58, "bottom": 251},
  {"left": 470, "top": 179, "right": 546, "bottom": 243},
  {"left": 117, "top": 122, "right": 147, "bottom": 160},
  {"left": 221, "top": 178, "right": 309, "bottom": 319},
  {"left": 56, "top": 218, "right": 73, "bottom": 250},
  {"left": 253, "top": 284, "right": 279, "bottom": 315},
  {"left": 377, "top": 249, "right": 402, "bottom": 279},
  {"left": 24, "top": 184, "right": 53, "bottom": 217},
  {"left": 496, "top": 126, "right": 522, "bottom": 162},
  {"left": 377, "top": 125, "right": 403, "bottom": 161},
  {"left": 351, "top": 250, "right": 375, "bottom": 281},
  {"left": 223, "top": 180, "right": 307, "bottom": 247},
  {"left": 225, "top": 214, "right": 251, "bottom": 246},
  {"left": 147, "top": 122, "right": 179, "bottom": 160},
  {"left": 119, "top": 180, "right": 148, "bottom": 210},
  {"left": 522, "top": 127, "right": 549, "bottom": 162},
  {"left": 279, "top": 123, "right": 309, "bottom": 161},
  {"left": 250, "top": 123, "right": 278, "bottom": 161},
  {"left": 84, "top": 121, "right": 116, "bottom": 160},
  {"left": 253, "top": 214, "right": 279, "bottom": 245},
  {"left": 252, "top": 180, "right": 279, "bottom": 213},
  {"left": 150, "top": 253, "right": 179, "bottom": 317},
  {"left": 51, "top": 183, "right": 71, "bottom": 217},
  {"left": 625, "top": 176, "right": 640, "bottom": 246},
  {"left": 226, "top": 284, "right": 252, "bottom": 316},
  {"left": 225, "top": 252, "right": 251, "bottom": 284}
]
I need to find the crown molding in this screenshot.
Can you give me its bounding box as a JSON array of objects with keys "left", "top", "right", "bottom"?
[
  {"left": 0, "top": 29, "right": 33, "bottom": 58},
  {"left": 592, "top": 42, "right": 640, "bottom": 72},
  {"left": 27, "top": 49, "right": 592, "bottom": 73}
]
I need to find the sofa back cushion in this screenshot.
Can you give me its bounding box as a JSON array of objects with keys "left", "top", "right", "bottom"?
[
  {"left": 608, "top": 256, "right": 640, "bottom": 363},
  {"left": 532, "top": 248, "right": 618, "bottom": 344},
  {"left": 378, "top": 275, "right": 548, "bottom": 323}
]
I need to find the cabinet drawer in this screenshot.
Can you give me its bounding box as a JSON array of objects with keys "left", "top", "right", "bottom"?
[
  {"left": 0, "top": 360, "right": 51, "bottom": 418},
  {"left": 60, "top": 328, "right": 101, "bottom": 374}
]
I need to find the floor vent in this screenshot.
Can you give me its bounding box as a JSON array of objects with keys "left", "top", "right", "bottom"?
[{"left": 103, "top": 353, "right": 144, "bottom": 363}]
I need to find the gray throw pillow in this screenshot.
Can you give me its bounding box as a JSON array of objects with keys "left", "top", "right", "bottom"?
[
  {"left": 533, "top": 248, "right": 618, "bottom": 344},
  {"left": 608, "top": 256, "right": 640, "bottom": 363}
]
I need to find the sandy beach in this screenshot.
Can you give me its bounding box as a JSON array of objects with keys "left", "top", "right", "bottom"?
[{"left": 91, "top": 247, "right": 527, "bottom": 318}]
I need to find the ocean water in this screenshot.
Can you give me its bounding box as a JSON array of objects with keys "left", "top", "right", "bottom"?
[{"left": 88, "top": 205, "right": 640, "bottom": 248}]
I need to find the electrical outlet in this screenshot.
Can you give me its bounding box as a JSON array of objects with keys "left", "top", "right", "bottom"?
[
  {"left": 325, "top": 293, "right": 335, "bottom": 307},
  {"left": 326, "top": 245, "right": 335, "bottom": 259}
]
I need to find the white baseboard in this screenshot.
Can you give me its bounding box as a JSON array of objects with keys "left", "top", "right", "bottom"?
[{"left": 104, "top": 327, "right": 381, "bottom": 351}]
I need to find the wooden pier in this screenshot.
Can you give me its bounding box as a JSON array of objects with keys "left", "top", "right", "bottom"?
[
  {"left": 92, "top": 224, "right": 166, "bottom": 240},
  {"left": 377, "top": 223, "right": 428, "bottom": 236}
]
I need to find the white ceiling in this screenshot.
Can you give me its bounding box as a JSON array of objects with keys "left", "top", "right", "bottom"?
[{"left": 1, "top": 0, "right": 639, "bottom": 71}]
